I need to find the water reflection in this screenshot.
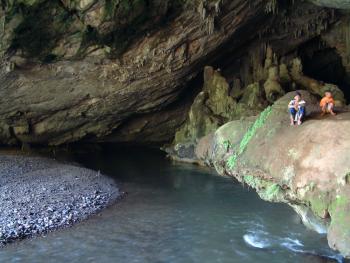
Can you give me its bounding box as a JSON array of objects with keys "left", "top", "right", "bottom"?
[{"left": 0, "top": 146, "right": 344, "bottom": 263}]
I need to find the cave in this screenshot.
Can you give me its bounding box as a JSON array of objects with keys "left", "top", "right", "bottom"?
[
  {"left": 1, "top": 1, "right": 350, "bottom": 260},
  {"left": 299, "top": 37, "right": 350, "bottom": 102},
  {"left": 2, "top": 0, "right": 349, "bottom": 147}
]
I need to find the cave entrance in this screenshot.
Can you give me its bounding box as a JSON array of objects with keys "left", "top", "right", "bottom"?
[{"left": 298, "top": 38, "right": 350, "bottom": 103}]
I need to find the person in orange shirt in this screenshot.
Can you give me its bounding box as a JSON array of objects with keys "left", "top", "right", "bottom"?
[{"left": 320, "top": 91, "right": 336, "bottom": 116}]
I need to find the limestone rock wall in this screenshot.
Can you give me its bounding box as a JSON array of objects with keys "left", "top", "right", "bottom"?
[
  {"left": 173, "top": 66, "right": 265, "bottom": 145},
  {"left": 0, "top": 0, "right": 270, "bottom": 145},
  {"left": 0, "top": 0, "right": 349, "bottom": 147}
]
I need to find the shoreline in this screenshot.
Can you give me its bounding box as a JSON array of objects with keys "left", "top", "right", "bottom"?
[{"left": 0, "top": 154, "right": 121, "bottom": 246}]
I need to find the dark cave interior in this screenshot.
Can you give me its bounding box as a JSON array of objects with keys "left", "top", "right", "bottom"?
[{"left": 299, "top": 37, "right": 350, "bottom": 102}]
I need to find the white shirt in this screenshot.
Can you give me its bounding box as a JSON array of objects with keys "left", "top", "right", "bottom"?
[{"left": 288, "top": 99, "right": 306, "bottom": 109}]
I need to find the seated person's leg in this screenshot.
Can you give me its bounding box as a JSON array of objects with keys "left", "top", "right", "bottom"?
[
  {"left": 298, "top": 107, "right": 305, "bottom": 119},
  {"left": 328, "top": 103, "right": 336, "bottom": 116},
  {"left": 289, "top": 108, "right": 296, "bottom": 125},
  {"left": 325, "top": 103, "right": 330, "bottom": 113},
  {"left": 321, "top": 104, "right": 327, "bottom": 116},
  {"left": 297, "top": 107, "right": 305, "bottom": 125}
]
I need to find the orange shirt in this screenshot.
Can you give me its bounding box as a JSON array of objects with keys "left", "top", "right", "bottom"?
[{"left": 320, "top": 96, "right": 335, "bottom": 107}]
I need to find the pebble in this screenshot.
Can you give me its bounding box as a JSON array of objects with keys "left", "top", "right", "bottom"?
[{"left": 0, "top": 154, "right": 120, "bottom": 246}]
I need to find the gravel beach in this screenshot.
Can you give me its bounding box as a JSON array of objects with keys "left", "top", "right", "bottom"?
[{"left": 0, "top": 154, "right": 120, "bottom": 245}]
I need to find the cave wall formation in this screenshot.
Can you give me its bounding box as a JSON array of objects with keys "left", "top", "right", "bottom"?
[
  {"left": 173, "top": 0, "right": 350, "bottom": 144},
  {"left": 0, "top": 0, "right": 349, "bottom": 146}
]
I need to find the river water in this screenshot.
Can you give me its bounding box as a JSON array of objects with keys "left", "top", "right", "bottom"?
[{"left": 0, "top": 147, "right": 345, "bottom": 263}]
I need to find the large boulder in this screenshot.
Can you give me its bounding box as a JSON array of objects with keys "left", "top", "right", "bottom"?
[
  {"left": 209, "top": 117, "right": 256, "bottom": 175},
  {"left": 208, "top": 90, "right": 350, "bottom": 257}
]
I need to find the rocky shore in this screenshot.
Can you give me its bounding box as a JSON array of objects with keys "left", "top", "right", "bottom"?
[{"left": 0, "top": 154, "right": 120, "bottom": 245}]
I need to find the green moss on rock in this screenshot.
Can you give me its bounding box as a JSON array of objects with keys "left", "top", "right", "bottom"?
[
  {"left": 227, "top": 106, "right": 272, "bottom": 169},
  {"left": 328, "top": 193, "right": 350, "bottom": 257},
  {"left": 242, "top": 175, "right": 284, "bottom": 202},
  {"left": 307, "top": 192, "right": 330, "bottom": 218}
]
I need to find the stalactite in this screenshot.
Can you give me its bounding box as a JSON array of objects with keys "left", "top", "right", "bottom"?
[
  {"left": 206, "top": 15, "right": 215, "bottom": 35},
  {"left": 197, "top": 0, "right": 222, "bottom": 35},
  {"left": 344, "top": 18, "right": 350, "bottom": 65},
  {"left": 265, "top": 0, "right": 278, "bottom": 14},
  {"left": 214, "top": 0, "right": 220, "bottom": 14},
  {"left": 197, "top": 1, "right": 206, "bottom": 20}
]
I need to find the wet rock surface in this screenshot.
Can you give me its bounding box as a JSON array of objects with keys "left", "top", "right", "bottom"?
[{"left": 0, "top": 154, "right": 120, "bottom": 245}]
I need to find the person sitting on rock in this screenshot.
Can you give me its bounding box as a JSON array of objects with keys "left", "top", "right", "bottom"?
[
  {"left": 288, "top": 92, "right": 306, "bottom": 126},
  {"left": 320, "top": 91, "right": 336, "bottom": 116}
]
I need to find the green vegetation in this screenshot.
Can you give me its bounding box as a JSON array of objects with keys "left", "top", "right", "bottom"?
[
  {"left": 329, "top": 194, "right": 350, "bottom": 238},
  {"left": 243, "top": 175, "right": 260, "bottom": 188},
  {"left": 222, "top": 140, "right": 232, "bottom": 152},
  {"left": 260, "top": 183, "right": 283, "bottom": 200},
  {"left": 308, "top": 192, "right": 329, "bottom": 218},
  {"left": 331, "top": 195, "right": 349, "bottom": 209},
  {"left": 227, "top": 106, "right": 272, "bottom": 169},
  {"left": 242, "top": 175, "right": 283, "bottom": 201}
]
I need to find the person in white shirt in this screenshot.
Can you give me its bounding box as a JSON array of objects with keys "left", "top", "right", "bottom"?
[{"left": 288, "top": 92, "right": 306, "bottom": 126}]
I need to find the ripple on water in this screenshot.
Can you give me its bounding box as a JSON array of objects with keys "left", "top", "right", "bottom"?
[{"left": 0, "top": 148, "right": 346, "bottom": 263}]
